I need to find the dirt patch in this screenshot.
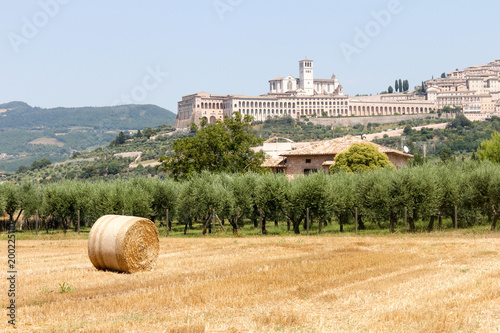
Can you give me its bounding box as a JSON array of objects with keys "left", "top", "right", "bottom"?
[{"left": 28, "top": 137, "right": 65, "bottom": 146}]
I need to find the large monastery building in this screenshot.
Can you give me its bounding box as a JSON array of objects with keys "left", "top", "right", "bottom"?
[{"left": 174, "top": 59, "right": 500, "bottom": 129}]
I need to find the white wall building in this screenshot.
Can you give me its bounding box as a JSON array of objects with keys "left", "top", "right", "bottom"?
[{"left": 425, "top": 59, "right": 500, "bottom": 120}]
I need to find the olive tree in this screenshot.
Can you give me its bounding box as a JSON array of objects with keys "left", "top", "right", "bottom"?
[
  {"left": 328, "top": 172, "right": 356, "bottom": 232},
  {"left": 283, "top": 172, "right": 332, "bottom": 234},
  {"left": 254, "top": 173, "right": 289, "bottom": 234},
  {"left": 225, "top": 173, "right": 257, "bottom": 235}
]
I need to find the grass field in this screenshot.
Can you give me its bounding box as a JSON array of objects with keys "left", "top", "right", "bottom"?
[{"left": 1, "top": 233, "right": 499, "bottom": 332}]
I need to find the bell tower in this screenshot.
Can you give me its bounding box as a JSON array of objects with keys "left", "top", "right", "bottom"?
[{"left": 299, "top": 59, "right": 314, "bottom": 95}]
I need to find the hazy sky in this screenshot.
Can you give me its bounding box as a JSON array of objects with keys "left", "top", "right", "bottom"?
[{"left": 1, "top": 0, "right": 499, "bottom": 113}]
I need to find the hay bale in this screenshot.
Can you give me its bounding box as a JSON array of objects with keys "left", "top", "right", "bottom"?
[{"left": 88, "top": 215, "right": 159, "bottom": 273}]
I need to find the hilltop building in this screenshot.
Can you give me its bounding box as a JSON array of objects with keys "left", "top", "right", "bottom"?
[
  {"left": 174, "top": 59, "right": 435, "bottom": 129},
  {"left": 424, "top": 59, "right": 500, "bottom": 120},
  {"left": 174, "top": 58, "right": 500, "bottom": 129}
]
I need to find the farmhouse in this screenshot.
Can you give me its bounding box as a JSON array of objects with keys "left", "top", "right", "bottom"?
[{"left": 261, "top": 135, "right": 413, "bottom": 177}]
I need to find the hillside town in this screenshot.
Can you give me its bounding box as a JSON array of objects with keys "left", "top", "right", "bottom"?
[{"left": 175, "top": 59, "right": 500, "bottom": 129}]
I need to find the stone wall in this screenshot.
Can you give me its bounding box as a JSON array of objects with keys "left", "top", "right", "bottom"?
[
  {"left": 301, "top": 114, "right": 454, "bottom": 128},
  {"left": 386, "top": 153, "right": 410, "bottom": 168},
  {"left": 285, "top": 155, "right": 334, "bottom": 176}
]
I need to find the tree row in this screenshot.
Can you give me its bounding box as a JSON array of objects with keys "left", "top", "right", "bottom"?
[{"left": 1, "top": 161, "right": 499, "bottom": 234}]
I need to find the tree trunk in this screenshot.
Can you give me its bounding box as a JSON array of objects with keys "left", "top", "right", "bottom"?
[
  {"left": 389, "top": 211, "right": 396, "bottom": 233},
  {"left": 261, "top": 216, "right": 267, "bottom": 235},
  {"left": 357, "top": 215, "right": 366, "bottom": 230},
  {"left": 252, "top": 206, "right": 259, "bottom": 228},
  {"left": 438, "top": 214, "right": 442, "bottom": 231},
  {"left": 409, "top": 211, "right": 417, "bottom": 232},
  {"left": 427, "top": 216, "right": 435, "bottom": 232},
  {"left": 202, "top": 215, "right": 213, "bottom": 235},
  {"left": 62, "top": 218, "right": 68, "bottom": 234},
  {"left": 14, "top": 209, "right": 24, "bottom": 224},
  {"left": 286, "top": 219, "right": 291, "bottom": 232},
  {"left": 492, "top": 214, "right": 498, "bottom": 231},
  {"left": 318, "top": 218, "right": 323, "bottom": 234},
  {"left": 292, "top": 219, "right": 301, "bottom": 234},
  {"left": 228, "top": 217, "right": 239, "bottom": 235},
  {"left": 274, "top": 220, "right": 278, "bottom": 227},
  {"left": 183, "top": 218, "right": 189, "bottom": 235}
]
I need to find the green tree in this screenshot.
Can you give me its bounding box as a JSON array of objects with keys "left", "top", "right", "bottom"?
[
  {"left": 388, "top": 86, "right": 394, "bottom": 94},
  {"left": 0, "top": 183, "right": 40, "bottom": 229},
  {"left": 399, "top": 79, "right": 403, "bottom": 92},
  {"left": 447, "top": 114, "right": 472, "bottom": 129},
  {"left": 330, "top": 143, "right": 395, "bottom": 173},
  {"left": 439, "top": 147, "right": 454, "bottom": 163},
  {"left": 143, "top": 127, "right": 156, "bottom": 139},
  {"left": 254, "top": 173, "right": 289, "bottom": 234},
  {"left": 282, "top": 173, "right": 332, "bottom": 234},
  {"left": 441, "top": 72, "right": 446, "bottom": 78},
  {"left": 2, "top": 184, "right": 21, "bottom": 224},
  {"left": 328, "top": 172, "right": 356, "bottom": 232},
  {"left": 0, "top": 188, "right": 6, "bottom": 219},
  {"left": 462, "top": 162, "right": 500, "bottom": 230},
  {"left": 478, "top": 131, "right": 500, "bottom": 164},
  {"left": 403, "top": 80, "right": 409, "bottom": 92},
  {"left": 160, "top": 112, "right": 265, "bottom": 180},
  {"left": 16, "top": 165, "right": 29, "bottom": 174},
  {"left": 225, "top": 173, "right": 257, "bottom": 235},
  {"left": 149, "top": 179, "right": 178, "bottom": 226},
  {"left": 395, "top": 80, "right": 399, "bottom": 92},
  {"left": 109, "top": 131, "right": 130, "bottom": 146},
  {"left": 30, "top": 158, "right": 52, "bottom": 171}
]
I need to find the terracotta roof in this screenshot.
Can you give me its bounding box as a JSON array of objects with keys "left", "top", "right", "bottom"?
[
  {"left": 261, "top": 157, "right": 287, "bottom": 168},
  {"left": 280, "top": 135, "right": 413, "bottom": 158}
]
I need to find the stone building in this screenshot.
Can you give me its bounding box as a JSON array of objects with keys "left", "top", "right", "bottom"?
[
  {"left": 261, "top": 135, "right": 413, "bottom": 177},
  {"left": 174, "top": 59, "right": 435, "bottom": 129},
  {"left": 425, "top": 59, "right": 500, "bottom": 120}
]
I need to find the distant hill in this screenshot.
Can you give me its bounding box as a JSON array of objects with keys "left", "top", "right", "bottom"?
[
  {"left": 0, "top": 102, "right": 176, "bottom": 130},
  {"left": 0, "top": 101, "right": 176, "bottom": 172}
]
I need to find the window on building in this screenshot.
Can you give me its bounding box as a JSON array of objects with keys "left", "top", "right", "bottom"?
[{"left": 305, "top": 159, "right": 311, "bottom": 163}]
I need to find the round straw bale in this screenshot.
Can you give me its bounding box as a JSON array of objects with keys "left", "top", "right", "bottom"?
[{"left": 88, "top": 215, "right": 159, "bottom": 273}]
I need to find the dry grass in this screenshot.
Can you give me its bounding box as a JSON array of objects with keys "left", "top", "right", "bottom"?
[
  {"left": 1, "top": 234, "right": 499, "bottom": 332},
  {"left": 28, "top": 137, "right": 65, "bottom": 147}
]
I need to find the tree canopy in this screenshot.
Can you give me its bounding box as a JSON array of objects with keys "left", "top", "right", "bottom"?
[
  {"left": 478, "top": 131, "right": 500, "bottom": 164},
  {"left": 160, "top": 112, "right": 265, "bottom": 180},
  {"left": 330, "top": 143, "right": 395, "bottom": 173}
]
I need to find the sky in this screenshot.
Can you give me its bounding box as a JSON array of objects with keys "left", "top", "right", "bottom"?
[{"left": 1, "top": 0, "right": 499, "bottom": 114}]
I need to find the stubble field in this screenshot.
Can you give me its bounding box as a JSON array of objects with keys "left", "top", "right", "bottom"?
[{"left": 2, "top": 234, "right": 499, "bottom": 332}]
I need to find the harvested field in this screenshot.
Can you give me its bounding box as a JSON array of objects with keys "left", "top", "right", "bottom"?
[
  {"left": 28, "top": 137, "right": 65, "bottom": 147},
  {"left": 2, "top": 234, "right": 499, "bottom": 332}
]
